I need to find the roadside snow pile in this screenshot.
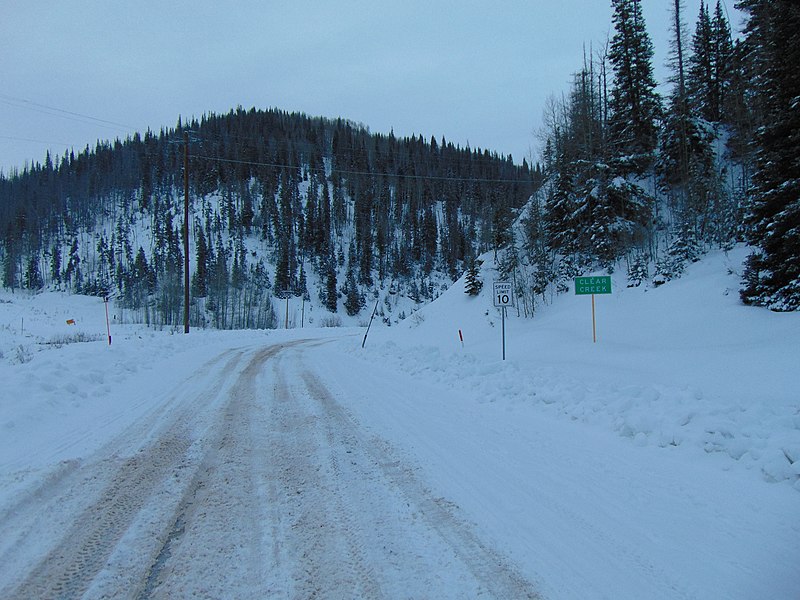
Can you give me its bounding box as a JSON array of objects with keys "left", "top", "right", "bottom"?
[
  {"left": 0, "top": 291, "right": 322, "bottom": 473},
  {"left": 360, "top": 344, "right": 800, "bottom": 487},
  {"left": 359, "top": 247, "right": 800, "bottom": 490}
]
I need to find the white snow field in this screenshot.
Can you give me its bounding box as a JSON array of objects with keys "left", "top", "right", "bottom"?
[{"left": 0, "top": 246, "right": 798, "bottom": 599}]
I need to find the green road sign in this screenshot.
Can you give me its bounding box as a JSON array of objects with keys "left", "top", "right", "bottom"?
[{"left": 574, "top": 276, "right": 612, "bottom": 295}]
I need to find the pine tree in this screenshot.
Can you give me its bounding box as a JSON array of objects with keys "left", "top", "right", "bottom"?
[
  {"left": 298, "top": 262, "right": 309, "bottom": 301},
  {"left": 192, "top": 227, "right": 209, "bottom": 298},
  {"left": 464, "top": 256, "right": 483, "bottom": 296},
  {"left": 686, "top": 1, "right": 735, "bottom": 125},
  {"left": 343, "top": 268, "right": 362, "bottom": 316},
  {"left": 739, "top": 0, "right": 800, "bottom": 310},
  {"left": 322, "top": 254, "right": 338, "bottom": 312},
  {"left": 659, "top": 0, "right": 716, "bottom": 242},
  {"left": 65, "top": 238, "right": 80, "bottom": 289},
  {"left": 627, "top": 252, "right": 649, "bottom": 287},
  {"left": 723, "top": 39, "right": 754, "bottom": 191},
  {"left": 50, "top": 243, "right": 62, "bottom": 286},
  {"left": 133, "top": 247, "right": 154, "bottom": 291},
  {"left": 2, "top": 241, "right": 18, "bottom": 291},
  {"left": 687, "top": 2, "right": 714, "bottom": 121},
  {"left": 231, "top": 236, "right": 246, "bottom": 291},
  {"left": 421, "top": 206, "right": 438, "bottom": 274},
  {"left": 354, "top": 189, "right": 374, "bottom": 285},
  {"left": 543, "top": 153, "right": 580, "bottom": 255},
  {"left": 126, "top": 246, "right": 154, "bottom": 310},
  {"left": 25, "top": 255, "right": 43, "bottom": 290},
  {"left": 579, "top": 166, "right": 653, "bottom": 267},
  {"left": 241, "top": 187, "right": 255, "bottom": 233},
  {"left": 711, "top": 1, "right": 734, "bottom": 124},
  {"left": 608, "top": 0, "right": 661, "bottom": 171},
  {"left": 274, "top": 237, "right": 292, "bottom": 295}
]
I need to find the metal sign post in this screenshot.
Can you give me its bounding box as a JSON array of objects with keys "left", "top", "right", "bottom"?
[
  {"left": 103, "top": 297, "right": 112, "bottom": 345},
  {"left": 361, "top": 296, "right": 380, "bottom": 348},
  {"left": 493, "top": 281, "right": 514, "bottom": 360},
  {"left": 574, "top": 276, "right": 612, "bottom": 343}
]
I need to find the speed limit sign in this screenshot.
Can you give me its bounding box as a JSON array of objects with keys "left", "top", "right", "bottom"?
[
  {"left": 493, "top": 281, "right": 514, "bottom": 307},
  {"left": 493, "top": 281, "right": 513, "bottom": 360}
]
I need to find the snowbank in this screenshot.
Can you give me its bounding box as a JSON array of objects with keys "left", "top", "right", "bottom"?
[{"left": 359, "top": 246, "right": 800, "bottom": 490}]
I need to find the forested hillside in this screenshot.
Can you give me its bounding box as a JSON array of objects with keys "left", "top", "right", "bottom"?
[
  {"left": 1, "top": 0, "right": 797, "bottom": 328},
  {"left": 0, "top": 109, "right": 539, "bottom": 327},
  {"left": 498, "top": 0, "right": 799, "bottom": 315}
]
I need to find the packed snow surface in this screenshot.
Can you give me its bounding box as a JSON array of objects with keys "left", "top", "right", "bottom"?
[{"left": 0, "top": 246, "right": 798, "bottom": 599}]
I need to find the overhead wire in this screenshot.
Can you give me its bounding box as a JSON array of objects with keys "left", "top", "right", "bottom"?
[
  {"left": 0, "top": 134, "right": 76, "bottom": 148},
  {"left": 2, "top": 95, "right": 537, "bottom": 184},
  {"left": 190, "top": 152, "right": 534, "bottom": 185},
  {"left": 184, "top": 125, "right": 526, "bottom": 172},
  {"left": 0, "top": 94, "right": 136, "bottom": 133}
]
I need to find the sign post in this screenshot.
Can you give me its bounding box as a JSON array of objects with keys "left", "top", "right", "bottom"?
[
  {"left": 361, "top": 296, "right": 380, "bottom": 349},
  {"left": 493, "top": 281, "right": 514, "bottom": 360},
  {"left": 103, "top": 297, "right": 112, "bottom": 346},
  {"left": 574, "top": 276, "right": 612, "bottom": 343}
]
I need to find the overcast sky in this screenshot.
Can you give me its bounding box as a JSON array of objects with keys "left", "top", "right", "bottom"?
[{"left": 1, "top": 1, "right": 745, "bottom": 175}]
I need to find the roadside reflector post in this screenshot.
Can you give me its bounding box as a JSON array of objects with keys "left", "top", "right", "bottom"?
[
  {"left": 458, "top": 329, "right": 464, "bottom": 348},
  {"left": 574, "top": 276, "right": 612, "bottom": 343}
]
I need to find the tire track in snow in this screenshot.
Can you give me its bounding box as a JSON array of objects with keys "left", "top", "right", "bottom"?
[
  {"left": 1, "top": 349, "right": 246, "bottom": 600},
  {"left": 135, "top": 344, "right": 295, "bottom": 599},
  {"left": 6, "top": 432, "right": 193, "bottom": 600},
  {"left": 299, "top": 366, "right": 541, "bottom": 600},
  {"left": 266, "top": 355, "right": 367, "bottom": 598}
]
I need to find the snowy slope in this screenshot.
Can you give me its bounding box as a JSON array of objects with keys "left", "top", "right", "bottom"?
[
  {"left": 0, "top": 246, "right": 798, "bottom": 599},
  {"left": 362, "top": 245, "right": 800, "bottom": 486}
]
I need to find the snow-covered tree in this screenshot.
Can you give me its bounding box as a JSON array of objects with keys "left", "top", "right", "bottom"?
[
  {"left": 739, "top": 0, "right": 800, "bottom": 310},
  {"left": 464, "top": 258, "right": 483, "bottom": 296},
  {"left": 607, "top": 0, "right": 662, "bottom": 172}
]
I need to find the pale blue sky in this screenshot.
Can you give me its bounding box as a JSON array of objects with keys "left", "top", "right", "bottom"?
[{"left": 1, "top": 0, "right": 744, "bottom": 174}]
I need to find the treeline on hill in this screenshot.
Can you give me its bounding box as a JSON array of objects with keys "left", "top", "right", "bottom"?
[
  {"left": 498, "top": 0, "right": 799, "bottom": 315},
  {"left": 0, "top": 109, "right": 540, "bottom": 328}
]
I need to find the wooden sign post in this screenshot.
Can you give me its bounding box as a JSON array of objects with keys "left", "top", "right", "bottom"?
[{"left": 574, "top": 276, "right": 612, "bottom": 343}]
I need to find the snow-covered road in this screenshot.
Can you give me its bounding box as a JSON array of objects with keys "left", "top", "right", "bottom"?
[{"left": 0, "top": 340, "right": 539, "bottom": 599}]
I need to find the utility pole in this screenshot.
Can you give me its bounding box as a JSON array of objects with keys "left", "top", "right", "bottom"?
[{"left": 183, "top": 131, "right": 190, "bottom": 334}]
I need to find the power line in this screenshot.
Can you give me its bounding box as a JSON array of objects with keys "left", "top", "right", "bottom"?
[
  {"left": 0, "top": 94, "right": 135, "bottom": 132},
  {"left": 191, "top": 153, "right": 533, "bottom": 185},
  {"left": 0, "top": 134, "right": 75, "bottom": 147},
  {"left": 0, "top": 96, "right": 537, "bottom": 183},
  {"left": 188, "top": 127, "right": 523, "bottom": 171}
]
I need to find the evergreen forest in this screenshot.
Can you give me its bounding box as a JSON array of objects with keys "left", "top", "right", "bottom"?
[
  {"left": 0, "top": 109, "right": 539, "bottom": 328},
  {"left": 507, "top": 0, "right": 799, "bottom": 313},
  {"left": 1, "top": 0, "right": 798, "bottom": 328}
]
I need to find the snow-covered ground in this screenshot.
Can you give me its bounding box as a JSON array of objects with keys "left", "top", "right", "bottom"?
[{"left": 0, "top": 246, "right": 798, "bottom": 599}]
